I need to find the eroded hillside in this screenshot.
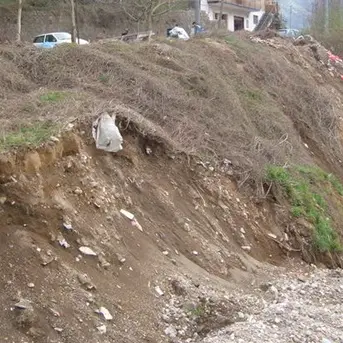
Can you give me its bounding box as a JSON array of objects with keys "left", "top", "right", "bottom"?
[{"left": 0, "top": 34, "right": 343, "bottom": 343}]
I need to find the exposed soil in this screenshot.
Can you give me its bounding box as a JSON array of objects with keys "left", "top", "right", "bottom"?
[{"left": 0, "top": 34, "right": 343, "bottom": 342}]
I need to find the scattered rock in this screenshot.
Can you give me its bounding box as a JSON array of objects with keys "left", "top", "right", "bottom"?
[
  {"left": 74, "top": 187, "right": 83, "bottom": 195},
  {"left": 120, "top": 209, "right": 143, "bottom": 232},
  {"left": 98, "top": 254, "right": 111, "bottom": 269},
  {"left": 97, "top": 324, "right": 107, "bottom": 334},
  {"left": 77, "top": 273, "right": 96, "bottom": 290},
  {"left": 15, "top": 299, "right": 32, "bottom": 310},
  {"left": 98, "top": 307, "right": 113, "bottom": 321},
  {"left": 27, "top": 283, "right": 35, "bottom": 288},
  {"left": 164, "top": 325, "right": 177, "bottom": 338},
  {"left": 54, "top": 327, "right": 63, "bottom": 333},
  {"left": 192, "top": 251, "right": 199, "bottom": 256},
  {"left": 0, "top": 195, "right": 6, "bottom": 205},
  {"left": 58, "top": 235, "right": 70, "bottom": 248},
  {"left": 79, "top": 246, "right": 97, "bottom": 256},
  {"left": 116, "top": 253, "right": 126, "bottom": 264},
  {"left": 63, "top": 223, "right": 73, "bottom": 231},
  {"left": 155, "top": 286, "right": 164, "bottom": 297},
  {"left": 241, "top": 245, "right": 251, "bottom": 252}
]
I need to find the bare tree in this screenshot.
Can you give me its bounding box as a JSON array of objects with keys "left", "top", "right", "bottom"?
[
  {"left": 120, "top": 0, "right": 185, "bottom": 32},
  {"left": 70, "top": 0, "right": 77, "bottom": 43},
  {"left": 17, "top": 0, "right": 23, "bottom": 42}
]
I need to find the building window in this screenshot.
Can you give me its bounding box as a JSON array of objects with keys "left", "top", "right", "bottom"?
[
  {"left": 253, "top": 15, "right": 259, "bottom": 24},
  {"left": 215, "top": 13, "right": 227, "bottom": 20},
  {"left": 246, "top": 19, "right": 249, "bottom": 28}
]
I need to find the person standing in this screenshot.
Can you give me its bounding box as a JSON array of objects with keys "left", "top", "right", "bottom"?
[{"left": 191, "top": 22, "right": 203, "bottom": 36}]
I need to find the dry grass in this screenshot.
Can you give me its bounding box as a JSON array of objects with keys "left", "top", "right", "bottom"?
[{"left": 0, "top": 35, "right": 343, "bottom": 192}]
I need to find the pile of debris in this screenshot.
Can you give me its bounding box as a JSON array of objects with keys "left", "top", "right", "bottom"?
[{"left": 250, "top": 33, "right": 343, "bottom": 82}]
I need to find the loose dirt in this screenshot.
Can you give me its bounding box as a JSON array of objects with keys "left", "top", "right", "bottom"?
[{"left": 0, "top": 34, "right": 343, "bottom": 343}]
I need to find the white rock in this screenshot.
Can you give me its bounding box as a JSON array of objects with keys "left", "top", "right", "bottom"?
[
  {"left": 155, "top": 286, "right": 164, "bottom": 296},
  {"left": 79, "top": 246, "right": 97, "bottom": 256},
  {"left": 192, "top": 251, "right": 199, "bottom": 255},
  {"left": 164, "top": 325, "right": 177, "bottom": 338},
  {"left": 74, "top": 187, "right": 83, "bottom": 195},
  {"left": 241, "top": 245, "right": 251, "bottom": 251},
  {"left": 120, "top": 209, "right": 135, "bottom": 220},
  {"left": 27, "top": 283, "right": 35, "bottom": 288},
  {"left": 98, "top": 307, "right": 113, "bottom": 320},
  {"left": 97, "top": 324, "right": 107, "bottom": 334},
  {"left": 58, "top": 237, "right": 70, "bottom": 248},
  {"left": 63, "top": 223, "right": 73, "bottom": 231}
]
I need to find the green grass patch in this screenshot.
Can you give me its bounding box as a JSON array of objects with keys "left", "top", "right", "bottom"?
[
  {"left": 224, "top": 35, "right": 258, "bottom": 53},
  {"left": 266, "top": 165, "right": 342, "bottom": 253},
  {"left": 39, "top": 91, "right": 67, "bottom": 103},
  {"left": 0, "top": 122, "right": 58, "bottom": 151}
]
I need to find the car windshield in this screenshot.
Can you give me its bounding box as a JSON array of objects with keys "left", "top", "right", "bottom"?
[{"left": 54, "top": 33, "right": 71, "bottom": 40}]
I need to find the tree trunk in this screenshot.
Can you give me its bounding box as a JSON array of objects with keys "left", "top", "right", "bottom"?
[
  {"left": 147, "top": 12, "right": 153, "bottom": 32},
  {"left": 217, "top": 0, "right": 224, "bottom": 30},
  {"left": 70, "top": 0, "right": 77, "bottom": 43},
  {"left": 17, "top": 0, "right": 23, "bottom": 42},
  {"left": 75, "top": 0, "right": 80, "bottom": 44}
]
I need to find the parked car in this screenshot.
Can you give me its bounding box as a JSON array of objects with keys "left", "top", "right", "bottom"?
[
  {"left": 277, "top": 29, "right": 300, "bottom": 38},
  {"left": 33, "top": 32, "right": 89, "bottom": 48}
]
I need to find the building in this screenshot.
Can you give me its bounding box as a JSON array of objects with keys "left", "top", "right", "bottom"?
[{"left": 201, "top": 0, "right": 266, "bottom": 32}]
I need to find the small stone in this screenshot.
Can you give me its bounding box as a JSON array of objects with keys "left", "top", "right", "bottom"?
[
  {"left": 162, "top": 250, "right": 169, "bottom": 256},
  {"left": 49, "top": 308, "right": 60, "bottom": 317},
  {"left": 74, "top": 187, "right": 83, "bottom": 195},
  {"left": 275, "top": 317, "right": 281, "bottom": 324},
  {"left": 164, "top": 325, "right": 177, "bottom": 338},
  {"left": 50, "top": 136, "right": 60, "bottom": 142},
  {"left": 192, "top": 251, "right": 199, "bottom": 256},
  {"left": 116, "top": 253, "right": 126, "bottom": 264},
  {"left": 237, "top": 312, "right": 245, "bottom": 319},
  {"left": 14, "top": 299, "right": 32, "bottom": 309},
  {"left": 241, "top": 245, "right": 251, "bottom": 252},
  {"left": 155, "top": 286, "right": 164, "bottom": 297},
  {"left": 240, "top": 227, "right": 246, "bottom": 234},
  {"left": 97, "top": 324, "right": 107, "bottom": 334},
  {"left": 77, "top": 273, "right": 96, "bottom": 290},
  {"left": 57, "top": 235, "right": 70, "bottom": 248},
  {"left": 63, "top": 223, "right": 73, "bottom": 231},
  {"left": 98, "top": 255, "right": 111, "bottom": 269},
  {"left": 98, "top": 307, "right": 113, "bottom": 321},
  {"left": 297, "top": 275, "right": 307, "bottom": 283},
  {"left": 145, "top": 147, "right": 152, "bottom": 155},
  {"left": 54, "top": 327, "right": 63, "bottom": 333},
  {"left": 79, "top": 246, "right": 97, "bottom": 256},
  {"left": 0, "top": 196, "right": 6, "bottom": 205},
  {"left": 27, "top": 283, "right": 35, "bottom": 288}
]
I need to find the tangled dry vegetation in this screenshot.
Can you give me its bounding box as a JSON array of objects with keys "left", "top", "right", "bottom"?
[{"left": 1, "top": 35, "right": 343, "bottom": 191}]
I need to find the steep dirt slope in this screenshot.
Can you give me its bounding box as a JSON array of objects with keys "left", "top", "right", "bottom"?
[
  {"left": 0, "top": 127, "right": 288, "bottom": 343},
  {"left": 1, "top": 35, "right": 343, "bottom": 342}
]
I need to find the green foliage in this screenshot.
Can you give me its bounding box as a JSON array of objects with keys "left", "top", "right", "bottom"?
[
  {"left": 266, "top": 165, "right": 342, "bottom": 253},
  {"left": 99, "top": 73, "right": 110, "bottom": 84},
  {"left": 39, "top": 91, "right": 67, "bottom": 102},
  {"left": 0, "top": 122, "right": 58, "bottom": 151}
]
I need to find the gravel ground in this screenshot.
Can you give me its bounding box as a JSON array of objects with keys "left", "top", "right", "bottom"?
[{"left": 200, "top": 269, "right": 343, "bottom": 343}]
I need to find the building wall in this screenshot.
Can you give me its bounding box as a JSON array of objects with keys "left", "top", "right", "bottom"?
[
  {"left": 200, "top": 0, "right": 265, "bottom": 32},
  {"left": 247, "top": 10, "right": 264, "bottom": 31}
]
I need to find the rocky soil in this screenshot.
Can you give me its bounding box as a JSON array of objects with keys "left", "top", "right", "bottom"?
[{"left": 162, "top": 266, "right": 343, "bottom": 343}]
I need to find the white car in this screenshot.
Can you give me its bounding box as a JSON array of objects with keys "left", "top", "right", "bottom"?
[{"left": 33, "top": 32, "right": 89, "bottom": 48}]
